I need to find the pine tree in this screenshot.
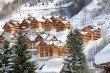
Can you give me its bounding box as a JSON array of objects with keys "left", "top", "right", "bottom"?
[
  {"left": 12, "top": 30, "right": 36, "bottom": 73},
  {"left": 64, "top": 29, "right": 88, "bottom": 73},
  {"left": 0, "top": 40, "right": 14, "bottom": 73}
]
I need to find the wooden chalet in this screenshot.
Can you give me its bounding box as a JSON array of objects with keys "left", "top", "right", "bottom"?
[
  {"left": 3, "top": 22, "right": 15, "bottom": 33},
  {"left": 92, "top": 28, "right": 101, "bottom": 40},
  {"left": 62, "top": 21, "right": 71, "bottom": 29},
  {"left": 81, "top": 25, "right": 101, "bottom": 42},
  {"left": 81, "top": 31, "right": 91, "bottom": 42},
  {"left": 36, "top": 41, "right": 53, "bottom": 59},
  {"left": 30, "top": 18, "right": 43, "bottom": 29},
  {"left": 36, "top": 39, "right": 67, "bottom": 60},
  {"left": 54, "top": 20, "right": 66, "bottom": 32},
  {"left": 20, "top": 19, "right": 31, "bottom": 29},
  {"left": 43, "top": 18, "right": 53, "bottom": 31},
  {"left": 9, "top": 20, "right": 21, "bottom": 32},
  {"left": 45, "top": 34, "right": 58, "bottom": 41},
  {"left": 13, "top": 22, "right": 20, "bottom": 32},
  {"left": 51, "top": 16, "right": 66, "bottom": 21},
  {"left": 35, "top": 34, "right": 43, "bottom": 42}
]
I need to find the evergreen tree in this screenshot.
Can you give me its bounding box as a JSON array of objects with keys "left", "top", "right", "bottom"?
[
  {"left": 0, "top": 40, "right": 14, "bottom": 73},
  {"left": 12, "top": 30, "right": 36, "bottom": 73},
  {"left": 64, "top": 29, "right": 88, "bottom": 73}
]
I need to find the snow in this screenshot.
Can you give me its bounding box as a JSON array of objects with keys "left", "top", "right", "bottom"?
[
  {"left": 2, "top": 32, "right": 14, "bottom": 41},
  {"left": 0, "top": 0, "right": 14, "bottom": 11},
  {"left": 80, "top": 31, "right": 88, "bottom": 35},
  {"left": 45, "top": 34, "right": 54, "bottom": 41},
  {"left": 40, "top": 33, "right": 49, "bottom": 40},
  {"left": 40, "top": 58, "right": 64, "bottom": 73},
  {"left": 95, "top": 44, "right": 110, "bottom": 65},
  {"left": 30, "top": 54, "right": 37, "bottom": 62},
  {"left": 70, "top": 0, "right": 107, "bottom": 28},
  {"left": 26, "top": 30, "right": 38, "bottom": 41}
]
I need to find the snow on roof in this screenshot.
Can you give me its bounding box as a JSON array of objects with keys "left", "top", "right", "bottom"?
[
  {"left": 80, "top": 31, "right": 88, "bottom": 35},
  {"left": 2, "top": 32, "right": 14, "bottom": 41},
  {"left": 57, "top": 30, "right": 69, "bottom": 42},
  {"left": 41, "top": 58, "right": 64, "bottom": 73},
  {"left": 36, "top": 41, "right": 42, "bottom": 46},
  {"left": 25, "top": 19, "right": 31, "bottom": 23},
  {"left": 95, "top": 44, "right": 110, "bottom": 65},
  {"left": 45, "top": 34, "right": 54, "bottom": 41},
  {"left": 40, "top": 33, "right": 49, "bottom": 40},
  {"left": 36, "top": 17, "right": 45, "bottom": 22},
  {"left": 61, "top": 21, "right": 69, "bottom": 24},
  {"left": 6, "top": 22, "right": 14, "bottom": 27},
  {"left": 90, "top": 26, "right": 100, "bottom": 31},
  {"left": 26, "top": 30, "right": 38, "bottom": 41}
]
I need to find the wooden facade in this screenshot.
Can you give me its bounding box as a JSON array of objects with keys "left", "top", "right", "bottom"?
[
  {"left": 3, "top": 23, "right": 15, "bottom": 33},
  {"left": 54, "top": 20, "right": 66, "bottom": 32},
  {"left": 81, "top": 26, "right": 101, "bottom": 42},
  {"left": 1, "top": 16, "right": 70, "bottom": 59},
  {"left": 36, "top": 40, "right": 67, "bottom": 60},
  {"left": 3, "top": 16, "right": 70, "bottom": 33},
  {"left": 43, "top": 19, "right": 53, "bottom": 31},
  {"left": 20, "top": 19, "right": 30, "bottom": 29},
  {"left": 35, "top": 34, "right": 43, "bottom": 42},
  {"left": 36, "top": 41, "right": 53, "bottom": 59}
]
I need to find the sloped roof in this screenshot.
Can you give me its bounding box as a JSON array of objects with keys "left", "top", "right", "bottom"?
[
  {"left": 46, "top": 34, "right": 57, "bottom": 41},
  {"left": 40, "top": 33, "right": 49, "bottom": 40},
  {"left": 95, "top": 44, "right": 110, "bottom": 65},
  {"left": 41, "top": 58, "right": 64, "bottom": 73}
]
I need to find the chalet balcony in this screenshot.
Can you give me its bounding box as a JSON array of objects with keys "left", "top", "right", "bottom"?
[
  {"left": 82, "top": 37, "right": 91, "bottom": 39},
  {"left": 94, "top": 35, "right": 100, "bottom": 37}
]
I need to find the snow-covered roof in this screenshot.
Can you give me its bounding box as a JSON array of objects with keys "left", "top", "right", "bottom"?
[
  {"left": 40, "top": 58, "right": 64, "bottom": 73},
  {"left": 95, "top": 44, "right": 110, "bottom": 65},
  {"left": 62, "top": 21, "right": 69, "bottom": 24},
  {"left": 45, "top": 34, "right": 55, "bottom": 41},
  {"left": 36, "top": 41, "right": 42, "bottom": 46},
  {"left": 36, "top": 18, "right": 45, "bottom": 22},
  {"left": 40, "top": 33, "right": 49, "bottom": 40},
  {"left": 80, "top": 31, "right": 88, "bottom": 35},
  {"left": 2, "top": 32, "right": 14, "bottom": 41}
]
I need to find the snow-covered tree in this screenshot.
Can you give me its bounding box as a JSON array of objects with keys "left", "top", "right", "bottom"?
[
  {"left": 64, "top": 29, "right": 88, "bottom": 73},
  {"left": 0, "top": 40, "right": 14, "bottom": 73},
  {"left": 12, "top": 30, "right": 36, "bottom": 73}
]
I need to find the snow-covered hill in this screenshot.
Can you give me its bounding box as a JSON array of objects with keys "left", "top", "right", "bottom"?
[
  {"left": 0, "top": 0, "right": 14, "bottom": 11},
  {"left": 70, "top": 0, "right": 110, "bottom": 72}
]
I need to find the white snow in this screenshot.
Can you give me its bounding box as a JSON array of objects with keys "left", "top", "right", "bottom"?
[
  {"left": 95, "top": 44, "right": 110, "bottom": 65},
  {"left": 40, "top": 58, "right": 64, "bottom": 73}
]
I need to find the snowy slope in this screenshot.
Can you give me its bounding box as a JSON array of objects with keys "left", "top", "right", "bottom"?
[
  {"left": 0, "top": 0, "right": 14, "bottom": 11},
  {"left": 70, "top": 0, "right": 107, "bottom": 28}
]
